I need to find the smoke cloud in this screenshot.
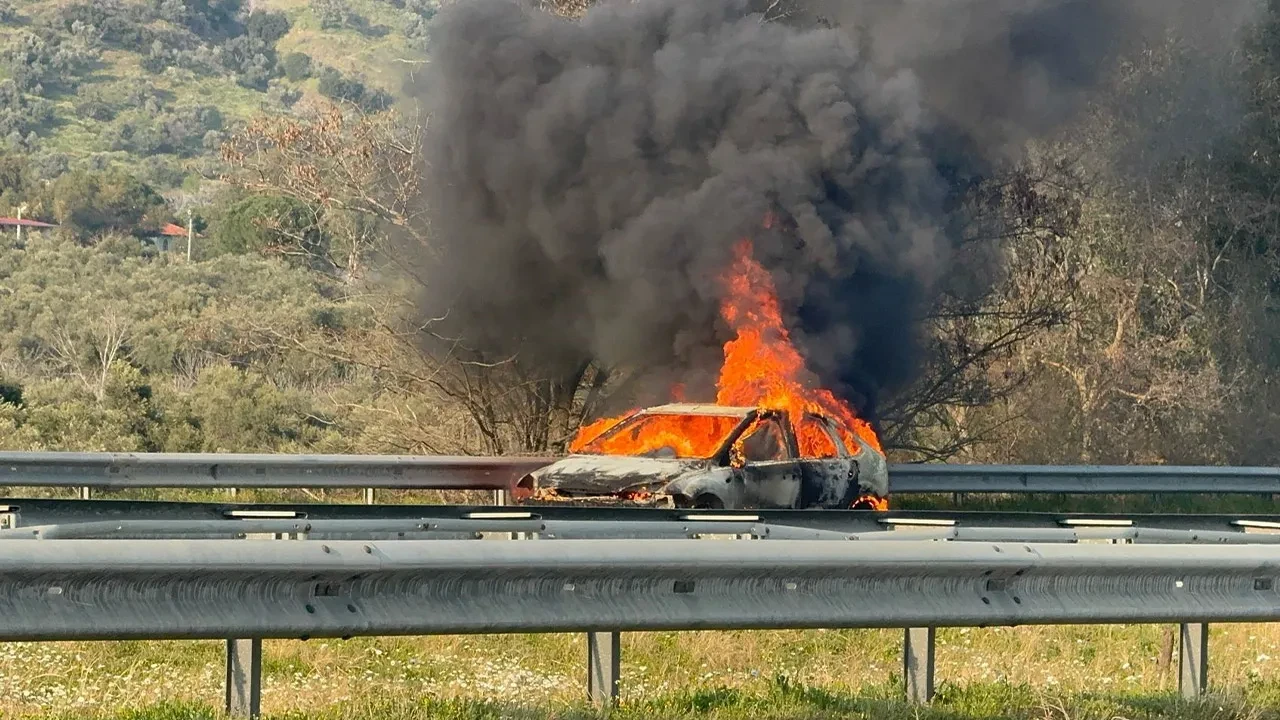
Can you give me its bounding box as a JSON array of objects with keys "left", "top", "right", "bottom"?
[{"left": 415, "top": 0, "right": 1258, "bottom": 424}]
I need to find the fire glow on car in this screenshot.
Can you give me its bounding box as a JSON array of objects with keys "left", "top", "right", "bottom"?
[{"left": 516, "top": 233, "right": 890, "bottom": 511}]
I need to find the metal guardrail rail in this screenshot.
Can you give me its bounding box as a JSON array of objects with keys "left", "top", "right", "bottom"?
[
  {"left": 0, "top": 451, "right": 546, "bottom": 490},
  {"left": 6, "top": 503, "right": 1280, "bottom": 542},
  {"left": 7, "top": 498, "right": 1280, "bottom": 534},
  {"left": 1, "top": 538, "right": 1278, "bottom": 638},
  {"left": 0, "top": 451, "right": 1277, "bottom": 717},
  {"left": 887, "top": 463, "right": 1280, "bottom": 494},
  {"left": 0, "top": 517, "right": 1275, "bottom": 715},
  {"left": 3, "top": 451, "right": 1280, "bottom": 495}
]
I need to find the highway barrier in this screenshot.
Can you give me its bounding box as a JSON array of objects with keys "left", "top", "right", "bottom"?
[
  {"left": 4, "top": 451, "right": 1280, "bottom": 497},
  {"left": 1, "top": 520, "right": 1279, "bottom": 715}
]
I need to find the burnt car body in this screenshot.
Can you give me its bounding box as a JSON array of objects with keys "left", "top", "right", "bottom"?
[{"left": 515, "top": 403, "right": 888, "bottom": 509}]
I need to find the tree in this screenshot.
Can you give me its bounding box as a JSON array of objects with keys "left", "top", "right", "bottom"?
[
  {"left": 0, "top": 231, "right": 362, "bottom": 454},
  {"left": 220, "top": 103, "right": 426, "bottom": 279},
  {"left": 49, "top": 170, "right": 168, "bottom": 237},
  {"left": 220, "top": 103, "right": 598, "bottom": 454},
  {"left": 316, "top": 67, "right": 391, "bottom": 112},
  {"left": 213, "top": 194, "right": 324, "bottom": 260},
  {"left": 245, "top": 10, "right": 290, "bottom": 45},
  {"left": 878, "top": 162, "right": 1086, "bottom": 461},
  {"left": 0, "top": 81, "right": 54, "bottom": 139},
  {"left": 1, "top": 31, "right": 99, "bottom": 94},
  {"left": 281, "top": 51, "right": 312, "bottom": 82},
  {"left": 311, "top": 0, "right": 360, "bottom": 30}
]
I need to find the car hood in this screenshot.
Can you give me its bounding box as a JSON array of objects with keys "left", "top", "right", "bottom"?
[{"left": 528, "top": 454, "right": 712, "bottom": 495}]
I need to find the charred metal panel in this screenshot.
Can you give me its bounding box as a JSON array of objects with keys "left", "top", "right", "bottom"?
[
  {"left": 526, "top": 456, "right": 710, "bottom": 496},
  {"left": 737, "top": 461, "right": 803, "bottom": 508},
  {"left": 798, "top": 458, "right": 857, "bottom": 508}
]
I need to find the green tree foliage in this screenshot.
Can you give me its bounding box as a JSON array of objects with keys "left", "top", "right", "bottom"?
[
  {"left": 311, "top": 0, "right": 363, "bottom": 30},
  {"left": 212, "top": 195, "right": 324, "bottom": 260},
  {"left": 316, "top": 67, "right": 392, "bottom": 112},
  {"left": 0, "top": 382, "right": 21, "bottom": 407},
  {"left": 48, "top": 170, "right": 168, "bottom": 237},
  {"left": 104, "top": 105, "right": 225, "bottom": 158},
  {"left": 0, "top": 81, "right": 54, "bottom": 145},
  {"left": 0, "top": 31, "right": 99, "bottom": 95},
  {"left": 13, "top": 0, "right": 1280, "bottom": 466},
  {"left": 152, "top": 0, "right": 245, "bottom": 40},
  {"left": 0, "top": 234, "right": 358, "bottom": 453},
  {"left": 167, "top": 364, "right": 341, "bottom": 452},
  {"left": 246, "top": 11, "right": 291, "bottom": 45},
  {"left": 49, "top": 0, "right": 150, "bottom": 49},
  {"left": 281, "top": 52, "right": 313, "bottom": 82},
  {"left": 0, "top": 0, "right": 420, "bottom": 195},
  {"left": 218, "top": 11, "right": 292, "bottom": 89},
  {"left": 0, "top": 149, "right": 38, "bottom": 211},
  {"left": 401, "top": 0, "right": 438, "bottom": 50},
  {"left": 73, "top": 81, "right": 165, "bottom": 124}
]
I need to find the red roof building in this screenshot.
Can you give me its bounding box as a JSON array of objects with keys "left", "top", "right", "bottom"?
[
  {"left": 145, "top": 222, "right": 202, "bottom": 253},
  {"left": 0, "top": 217, "right": 57, "bottom": 229}
]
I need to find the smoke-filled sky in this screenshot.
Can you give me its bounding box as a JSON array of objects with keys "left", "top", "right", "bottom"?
[{"left": 415, "top": 0, "right": 1259, "bottom": 422}]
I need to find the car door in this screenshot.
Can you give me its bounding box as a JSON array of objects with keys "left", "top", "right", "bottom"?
[
  {"left": 731, "top": 416, "right": 802, "bottom": 508},
  {"left": 793, "top": 413, "right": 858, "bottom": 508}
]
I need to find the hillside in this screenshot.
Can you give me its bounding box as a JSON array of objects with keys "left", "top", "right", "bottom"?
[
  {"left": 3, "top": 0, "right": 1280, "bottom": 471},
  {"left": 0, "top": 0, "right": 430, "bottom": 201}
]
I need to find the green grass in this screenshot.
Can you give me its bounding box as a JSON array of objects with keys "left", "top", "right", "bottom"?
[
  {"left": 6, "top": 624, "right": 1280, "bottom": 717},
  {"left": 25, "top": 681, "right": 1280, "bottom": 720}
]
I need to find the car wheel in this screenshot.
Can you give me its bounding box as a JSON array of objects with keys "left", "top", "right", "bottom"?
[{"left": 692, "top": 493, "right": 725, "bottom": 510}]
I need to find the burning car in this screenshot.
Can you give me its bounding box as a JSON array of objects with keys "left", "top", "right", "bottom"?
[{"left": 514, "top": 403, "right": 888, "bottom": 510}]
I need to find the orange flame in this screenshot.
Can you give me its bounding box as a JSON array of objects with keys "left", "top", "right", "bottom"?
[
  {"left": 573, "top": 411, "right": 744, "bottom": 459},
  {"left": 714, "top": 239, "right": 882, "bottom": 457},
  {"left": 569, "top": 236, "right": 882, "bottom": 472}
]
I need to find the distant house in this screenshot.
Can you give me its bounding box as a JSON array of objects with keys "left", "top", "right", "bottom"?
[
  {"left": 0, "top": 217, "right": 58, "bottom": 237},
  {"left": 144, "top": 222, "right": 201, "bottom": 252}
]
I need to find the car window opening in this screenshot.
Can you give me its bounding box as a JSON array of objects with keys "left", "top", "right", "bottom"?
[
  {"left": 575, "top": 412, "right": 743, "bottom": 459},
  {"left": 797, "top": 416, "right": 840, "bottom": 458},
  {"left": 739, "top": 420, "right": 787, "bottom": 462}
]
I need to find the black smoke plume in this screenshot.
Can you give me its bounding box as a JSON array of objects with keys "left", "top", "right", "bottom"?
[{"left": 415, "top": 0, "right": 1257, "bottom": 427}]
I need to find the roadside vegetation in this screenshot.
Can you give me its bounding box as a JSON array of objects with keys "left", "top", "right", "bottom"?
[
  {"left": 28, "top": 687, "right": 1280, "bottom": 720},
  {"left": 5, "top": 0, "right": 1280, "bottom": 468},
  {"left": 8, "top": 624, "right": 1280, "bottom": 718}
]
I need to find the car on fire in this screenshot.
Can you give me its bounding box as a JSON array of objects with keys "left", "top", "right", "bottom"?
[{"left": 514, "top": 403, "right": 888, "bottom": 510}]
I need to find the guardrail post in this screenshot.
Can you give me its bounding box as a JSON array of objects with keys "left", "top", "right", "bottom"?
[
  {"left": 225, "top": 638, "right": 262, "bottom": 718},
  {"left": 903, "top": 627, "right": 935, "bottom": 703},
  {"left": 1179, "top": 623, "right": 1209, "bottom": 698},
  {"left": 587, "top": 631, "right": 620, "bottom": 706},
  {"left": 78, "top": 486, "right": 91, "bottom": 500},
  {"left": 363, "top": 487, "right": 375, "bottom": 505},
  {"left": 493, "top": 488, "right": 507, "bottom": 505}
]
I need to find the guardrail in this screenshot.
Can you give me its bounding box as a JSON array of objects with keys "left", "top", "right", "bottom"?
[
  {"left": 8, "top": 500, "right": 1280, "bottom": 538},
  {"left": 10, "top": 498, "right": 1280, "bottom": 534},
  {"left": 7, "top": 536, "right": 1278, "bottom": 636},
  {"left": 886, "top": 463, "right": 1280, "bottom": 494},
  {"left": 1, "top": 452, "right": 1278, "bottom": 716},
  {"left": 4, "top": 451, "right": 1280, "bottom": 497},
  {"left": 0, "top": 451, "right": 547, "bottom": 502},
  {"left": 1, "top": 519, "right": 1279, "bottom": 715}
]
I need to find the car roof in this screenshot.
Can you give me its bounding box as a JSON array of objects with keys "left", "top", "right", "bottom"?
[{"left": 635, "top": 403, "right": 756, "bottom": 418}]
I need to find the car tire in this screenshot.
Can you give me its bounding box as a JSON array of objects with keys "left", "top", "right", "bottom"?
[{"left": 692, "top": 493, "right": 725, "bottom": 510}]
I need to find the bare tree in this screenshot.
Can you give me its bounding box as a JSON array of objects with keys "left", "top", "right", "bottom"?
[{"left": 48, "top": 309, "right": 133, "bottom": 401}]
